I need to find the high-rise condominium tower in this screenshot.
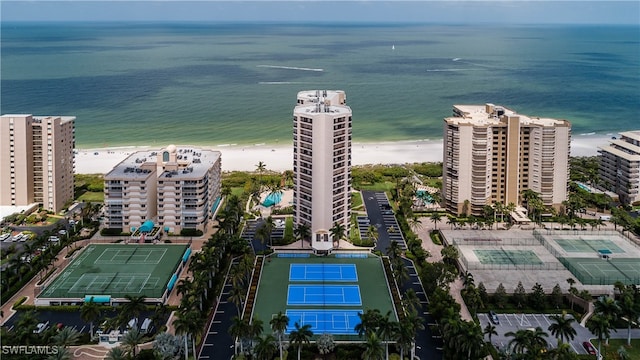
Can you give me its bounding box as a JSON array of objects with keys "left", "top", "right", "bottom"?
[
  {"left": 293, "top": 90, "right": 351, "bottom": 252},
  {"left": 104, "top": 145, "right": 221, "bottom": 233},
  {"left": 442, "top": 104, "right": 571, "bottom": 216},
  {"left": 598, "top": 131, "right": 640, "bottom": 205},
  {"left": 0, "top": 114, "right": 75, "bottom": 213}
]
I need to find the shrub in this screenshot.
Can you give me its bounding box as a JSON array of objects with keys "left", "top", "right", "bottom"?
[
  {"left": 100, "top": 228, "right": 123, "bottom": 236},
  {"left": 12, "top": 296, "right": 27, "bottom": 309},
  {"left": 180, "top": 228, "right": 203, "bottom": 237}
]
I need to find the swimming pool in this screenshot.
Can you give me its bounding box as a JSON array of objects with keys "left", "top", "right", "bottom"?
[
  {"left": 576, "top": 182, "right": 592, "bottom": 193},
  {"left": 416, "top": 189, "right": 434, "bottom": 204},
  {"left": 262, "top": 192, "right": 282, "bottom": 207}
]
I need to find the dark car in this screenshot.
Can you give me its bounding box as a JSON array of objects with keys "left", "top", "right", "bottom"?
[
  {"left": 582, "top": 341, "right": 596, "bottom": 355},
  {"left": 489, "top": 311, "right": 499, "bottom": 325}
]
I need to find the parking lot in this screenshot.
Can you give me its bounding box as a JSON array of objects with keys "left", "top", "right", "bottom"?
[{"left": 478, "top": 312, "right": 595, "bottom": 355}]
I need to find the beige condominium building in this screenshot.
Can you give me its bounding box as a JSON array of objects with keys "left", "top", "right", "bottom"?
[
  {"left": 104, "top": 145, "right": 221, "bottom": 233},
  {"left": 442, "top": 104, "right": 571, "bottom": 216},
  {"left": 598, "top": 130, "right": 640, "bottom": 204},
  {"left": 0, "top": 114, "right": 75, "bottom": 213},
  {"left": 293, "top": 90, "right": 351, "bottom": 252}
]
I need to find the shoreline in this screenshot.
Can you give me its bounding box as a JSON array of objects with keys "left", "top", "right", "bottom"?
[{"left": 74, "top": 134, "right": 614, "bottom": 174}]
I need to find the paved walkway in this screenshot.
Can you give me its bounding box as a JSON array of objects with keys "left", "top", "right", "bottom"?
[{"left": 416, "top": 217, "right": 473, "bottom": 321}]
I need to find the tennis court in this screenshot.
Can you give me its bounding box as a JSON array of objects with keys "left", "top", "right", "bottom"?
[
  {"left": 285, "top": 310, "right": 360, "bottom": 335},
  {"left": 38, "top": 244, "right": 187, "bottom": 299},
  {"left": 555, "top": 239, "right": 625, "bottom": 253},
  {"left": 287, "top": 285, "right": 362, "bottom": 306},
  {"left": 560, "top": 257, "right": 640, "bottom": 285},
  {"left": 253, "top": 255, "right": 396, "bottom": 339},
  {"left": 474, "top": 249, "right": 543, "bottom": 265},
  {"left": 289, "top": 264, "right": 358, "bottom": 282}
]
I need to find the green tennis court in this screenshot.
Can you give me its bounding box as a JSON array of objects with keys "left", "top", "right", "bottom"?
[
  {"left": 474, "top": 249, "right": 543, "bottom": 265},
  {"left": 253, "top": 255, "right": 396, "bottom": 340},
  {"left": 39, "top": 244, "right": 187, "bottom": 299},
  {"left": 559, "top": 257, "right": 640, "bottom": 285},
  {"left": 555, "top": 239, "right": 625, "bottom": 253}
]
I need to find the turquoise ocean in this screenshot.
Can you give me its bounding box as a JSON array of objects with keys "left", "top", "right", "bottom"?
[{"left": 1, "top": 22, "right": 639, "bottom": 148}]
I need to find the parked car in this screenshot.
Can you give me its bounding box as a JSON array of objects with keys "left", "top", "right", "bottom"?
[
  {"left": 582, "top": 341, "right": 596, "bottom": 355},
  {"left": 34, "top": 321, "right": 49, "bottom": 334},
  {"left": 489, "top": 311, "right": 499, "bottom": 325}
]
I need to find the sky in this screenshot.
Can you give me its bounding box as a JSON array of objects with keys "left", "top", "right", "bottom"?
[{"left": 1, "top": 1, "right": 639, "bottom": 24}]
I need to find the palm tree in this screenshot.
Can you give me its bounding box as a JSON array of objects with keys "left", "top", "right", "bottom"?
[
  {"left": 402, "top": 288, "right": 422, "bottom": 315},
  {"left": 618, "top": 290, "right": 640, "bottom": 346},
  {"left": 484, "top": 323, "right": 497, "bottom": 344},
  {"left": 269, "top": 311, "right": 289, "bottom": 360},
  {"left": 247, "top": 317, "right": 265, "bottom": 354},
  {"left": 548, "top": 312, "right": 577, "bottom": 345},
  {"left": 330, "top": 221, "right": 346, "bottom": 248},
  {"left": 447, "top": 216, "right": 458, "bottom": 230},
  {"left": 46, "top": 348, "right": 71, "bottom": 360},
  {"left": 366, "top": 225, "right": 379, "bottom": 247},
  {"left": 587, "top": 314, "right": 613, "bottom": 359},
  {"left": 594, "top": 295, "right": 620, "bottom": 345},
  {"left": 173, "top": 309, "right": 204, "bottom": 359},
  {"left": 294, "top": 223, "right": 311, "bottom": 248},
  {"left": 386, "top": 240, "right": 402, "bottom": 259},
  {"left": 121, "top": 328, "right": 144, "bottom": 358},
  {"left": 229, "top": 316, "right": 251, "bottom": 355},
  {"left": 407, "top": 216, "right": 422, "bottom": 233},
  {"left": 394, "top": 316, "right": 414, "bottom": 360},
  {"left": 254, "top": 334, "right": 277, "bottom": 360},
  {"left": 255, "top": 161, "right": 267, "bottom": 191},
  {"left": 506, "top": 327, "right": 549, "bottom": 355},
  {"left": 53, "top": 327, "right": 81, "bottom": 347},
  {"left": 429, "top": 213, "right": 442, "bottom": 230},
  {"left": 289, "top": 322, "right": 313, "bottom": 360},
  {"left": 120, "top": 294, "right": 147, "bottom": 329},
  {"left": 457, "top": 321, "right": 485, "bottom": 360},
  {"left": 362, "top": 332, "right": 385, "bottom": 360},
  {"left": 80, "top": 297, "right": 102, "bottom": 340},
  {"left": 355, "top": 309, "right": 382, "bottom": 337},
  {"left": 228, "top": 285, "right": 246, "bottom": 315},
  {"left": 376, "top": 311, "right": 397, "bottom": 360},
  {"left": 105, "top": 347, "right": 128, "bottom": 360}
]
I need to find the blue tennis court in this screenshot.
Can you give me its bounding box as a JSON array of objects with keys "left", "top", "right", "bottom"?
[
  {"left": 287, "top": 285, "right": 362, "bottom": 306},
  {"left": 286, "top": 309, "right": 361, "bottom": 335},
  {"left": 289, "top": 264, "right": 358, "bottom": 282}
]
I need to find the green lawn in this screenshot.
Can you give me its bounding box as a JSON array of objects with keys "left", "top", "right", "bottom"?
[
  {"left": 351, "top": 192, "right": 364, "bottom": 210},
  {"left": 77, "top": 191, "right": 104, "bottom": 202},
  {"left": 231, "top": 187, "right": 245, "bottom": 197},
  {"left": 599, "top": 338, "right": 640, "bottom": 359},
  {"left": 356, "top": 181, "right": 396, "bottom": 191}
]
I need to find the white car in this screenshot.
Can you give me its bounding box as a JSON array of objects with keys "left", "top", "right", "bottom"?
[
  {"left": 12, "top": 234, "right": 23, "bottom": 242},
  {"left": 0, "top": 233, "right": 11, "bottom": 241},
  {"left": 34, "top": 321, "right": 49, "bottom": 334}
]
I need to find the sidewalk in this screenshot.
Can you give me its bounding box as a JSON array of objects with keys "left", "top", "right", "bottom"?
[{"left": 415, "top": 217, "right": 473, "bottom": 322}]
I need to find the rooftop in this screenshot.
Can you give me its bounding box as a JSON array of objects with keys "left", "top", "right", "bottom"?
[
  {"left": 447, "top": 104, "right": 569, "bottom": 127},
  {"left": 106, "top": 146, "right": 221, "bottom": 180}
]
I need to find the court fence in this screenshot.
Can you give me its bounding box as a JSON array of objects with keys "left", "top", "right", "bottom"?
[
  {"left": 558, "top": 258, "right": 640, "bottom": 285},
  {"left": 459, "top": 256, "right": 567, "bottom": 271},
  {"left": 451, "top": 237, "right": 541, "bottom": 247}
]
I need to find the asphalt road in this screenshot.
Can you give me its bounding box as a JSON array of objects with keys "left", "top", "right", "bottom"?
[
  {"left": 362, "top": 190, "right": 442, "bottom": 360},
  {"left": 198, "top": 258, "right": 240, "bottom": 360}
]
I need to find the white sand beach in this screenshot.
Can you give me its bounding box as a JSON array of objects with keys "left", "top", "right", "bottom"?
[{"left": 74, "top": 134, "right": 612, "bottom": 174}]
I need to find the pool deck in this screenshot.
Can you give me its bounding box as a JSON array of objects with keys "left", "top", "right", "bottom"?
[{"left": 257, "top": 189, "right": 293, "bottom": 216}]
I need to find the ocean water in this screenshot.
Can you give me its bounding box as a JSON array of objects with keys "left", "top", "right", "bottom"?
[{"left": 2, "top": 22, "right": 639, "bottom": 148}]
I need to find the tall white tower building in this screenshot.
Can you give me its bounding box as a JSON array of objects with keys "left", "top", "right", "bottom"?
[{"left": 293, "top": 90, "right": 352, "bottom": 252}]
